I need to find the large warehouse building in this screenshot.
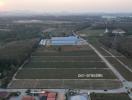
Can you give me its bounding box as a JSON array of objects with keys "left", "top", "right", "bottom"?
[{"left": 40, "top": 36, "right": 88, "bottom": 46}]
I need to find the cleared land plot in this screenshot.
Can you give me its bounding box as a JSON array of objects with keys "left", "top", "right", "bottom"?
[
  {"left": 10, "top": 44, "right": 119, "bottom": 89},
  {"left": 88, "top": 38, "right": 122, "bottom": 56},
  {"left": 32, "top": 50, "right": 98, "bottom": 56},
  {"left": 93, "top": 44, "right": 132, "bottom": 80},
  {"left": 97, "top": 47, "right": 132, "bottom": 81},
  {"left": 87, "top": 39, "right": 132, "bottom": 81},
  {"left": 8, "top": 79, "right": 122, "bottom": 89},
  {"left": 97, "top": 48, "right": 132, "bottom": 81},
  {"left": 90, "top": 44, "right": 119, "bottom": 56},
  {"left": 93, "top": 46, "right": 111, "bottom": 56},
  {"left": 106, "top": 58, "right": 132, "bottom": 81},
  {"left": 15, "top": 69, "right": 116, "bottom": 79},
  {"left": 23, "top": 61, "right": 107, "bottom": 68},
  {"left": 90, "top": 93, "right": 131, "bottom": 100},
  {"left": 31, "top": 56, "right": 101, "bottom": 62},
  {"left": 60, "top": 45, "right": 92, "bottom": 51},
  {"left": 87, "top": 41, "right": 111, "bottom": 56},
  {"left": 117, "top": 57, "right": 132, "bottom": 69},
  {"left": 100, "top": 46, "right": 123, "bottom": 56},
  {"left": 79, "top": 29, "right": 104, "bottom": 36},
  {"left": 37, "top": 45, "right": 92, "bottom": 52}
]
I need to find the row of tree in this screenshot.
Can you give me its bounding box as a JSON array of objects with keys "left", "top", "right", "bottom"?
[
  {"left": 0, "top": 38, "right": 39, "bottom": 88},
  {"left": 100, "top": 35, "right": 132, "bottom": 58}
]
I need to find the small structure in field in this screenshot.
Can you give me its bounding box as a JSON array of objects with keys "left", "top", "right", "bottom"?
[
  {"left": 104, "top": 28, "right": 109, "bottom": 33},
  {"left": 112, "top": 29, "right": 126, "bottom": 36},
  {"left": 39, "top": 39, "right": 47, "bottom": 45}
]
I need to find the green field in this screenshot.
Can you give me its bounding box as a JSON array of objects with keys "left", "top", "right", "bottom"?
[{"left": 79, "top": 29, "right": 104, "bottom": 36}]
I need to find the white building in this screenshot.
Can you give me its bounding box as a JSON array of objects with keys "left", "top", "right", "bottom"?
[
  {"left": 39, "top": 39, "right": 48, "bottom": 46},
  {"left": 104, "top": 28, "right": 109, "bottom": 33},
  {"left": 69, "top": 94, "right": 89, "bottom": 100},
  {"left": 39, "top": 35, "right": 88, "bottom": 46},
  {"left": 112, "top": 29, "right": 126, "bottom": 35}
]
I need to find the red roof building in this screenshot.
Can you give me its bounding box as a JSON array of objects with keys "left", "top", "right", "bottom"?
[
  {"left": 47, "top": 98, "right": 56, "bottom": 100},
  {"left": 47, "top": 93, "right": 57, "bottom": 98},
  {"left": 22, "top": 96, "right": 34, "bottom": 100}
]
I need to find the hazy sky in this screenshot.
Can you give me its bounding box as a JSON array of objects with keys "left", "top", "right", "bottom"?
[{"left": 0, "top": 0, "right": 132, "bottom": 13}]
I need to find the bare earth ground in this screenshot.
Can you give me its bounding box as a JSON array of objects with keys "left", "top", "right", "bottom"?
[
  {"left": 8, "top": 79, "right": 121, "bottom": 89},
  {"left": 8, "top": 45, "right": 122, "bottom": 89},
  {"left": 88, "top": 38, "right": 132, "bottom": 81}
]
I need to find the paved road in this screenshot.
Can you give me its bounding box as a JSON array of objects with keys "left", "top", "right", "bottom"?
[
  {"left": 87, "top": 42, "right": 125, "bottom": 82},
  {"left": 101, "top": 47, "right": 132, "bottom": 73},
  {"left": 87, "top": 42, "right": 132, "bottom": 99},
  {"left": 99, "top": 46, "right": 132, "bottom": 99}
]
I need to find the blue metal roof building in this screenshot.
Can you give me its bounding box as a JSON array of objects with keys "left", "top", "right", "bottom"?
[{"left": 51, "top": 36, "right": 79, "bottom": 45}]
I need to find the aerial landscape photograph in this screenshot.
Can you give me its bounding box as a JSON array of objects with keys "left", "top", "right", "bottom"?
[{"left": 0, "top": 0, "right": 132, "bottom": 100}]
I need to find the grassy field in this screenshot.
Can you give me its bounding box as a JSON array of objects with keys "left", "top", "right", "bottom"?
[
  {"left": 90, "top": 93, "right": 131, "bottom": 100},
  {"left": 79, "top": 29, "right": 104, "bottom": 36}
]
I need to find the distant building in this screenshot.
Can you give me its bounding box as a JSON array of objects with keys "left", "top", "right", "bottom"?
[
  {"left": 104, "top": 21, "right": 109, "bottom": 34},
  {"left": 40, "top": 33, "right": 88, "bottom": 46},
  {"left": 39, "top": 39, "right": 47, "bottom": 46},
  {"left": 51, "top": 36, "right": 78, "bottom": 45},
  {"left": 102, "top": 16, "right": 117, "bottom": 19},
  {"left": 112, "top": 29, "right": 126, "bottom": 36}
]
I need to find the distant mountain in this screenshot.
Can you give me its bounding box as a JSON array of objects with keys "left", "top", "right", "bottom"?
[{"left": 0, "top": 10, "right": 132, "bottom": 17}]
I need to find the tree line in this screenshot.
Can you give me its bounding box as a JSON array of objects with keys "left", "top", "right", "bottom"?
[{"left": 0, "top": 39, "right": 39, "bottom": 88}]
